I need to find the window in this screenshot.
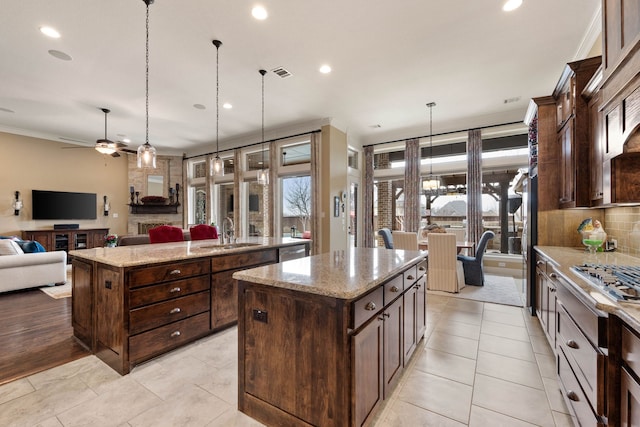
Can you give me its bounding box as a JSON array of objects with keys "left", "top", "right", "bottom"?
[
  {"left": 246, "top": 149, "right": 269, "bottom": 172},
  {"left": 245, "top": 181, "right": 266, "bottom": 236},
  {"left": 348, "top": 149, "right": 358, "bottom": 169},
  {"left": 281, "top": 176, "right": 311, "bottom": 237},
  {"left": 281, "top": 142, "right": 310, "bottom": 166},
  {"left": 214, "top": 183, "right": 234, "bottom": 227}
]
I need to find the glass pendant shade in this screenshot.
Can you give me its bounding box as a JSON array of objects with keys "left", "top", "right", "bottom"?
[
  {"left": 257, "top": 168, "right": 269, "bottom": 185},
  {"left": 212, "top": 156, "right": 224, "bottom": 176},
  {"left": 137, "top": 142, "right": 157, "bottom": 168}
]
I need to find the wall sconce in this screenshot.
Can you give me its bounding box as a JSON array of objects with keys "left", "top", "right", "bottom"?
[
  {"left": 13, "top": 191, "right": 22, "bottom": 216},
  {"left": 103, "top": 195, "right": 110, "bottom": 216}
]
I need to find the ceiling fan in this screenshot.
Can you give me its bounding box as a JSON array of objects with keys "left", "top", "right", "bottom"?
[{"left": 63, "top": 108, "right": 135, "bottom": 157}]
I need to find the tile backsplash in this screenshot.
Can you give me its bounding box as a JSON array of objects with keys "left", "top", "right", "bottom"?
[{"left": 604, "top": 206, "right": 640, "bottom": 257}]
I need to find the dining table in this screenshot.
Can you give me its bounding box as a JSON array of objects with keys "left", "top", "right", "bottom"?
[{"left": 418, "top": 239, "right": 475, "bottom": 255}]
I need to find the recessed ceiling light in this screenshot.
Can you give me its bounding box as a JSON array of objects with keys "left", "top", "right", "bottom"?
[
  {"left": 48, "top": 50, "right": 72, "bottom": 61},
  {"left": 503, "top": 0, "right": 523, "bottom": 11},
  {"left": 40, "top": 26, "right": 61, "bottom": 38},
  {"left": 193, "top": 103, "right": 206, "bottom": 110},
  {"left": 223, "top": 103, "right": 232, "bottom": 109},
  {"left": 319, "top": 65, "right": 332, "bottom": 74},
  {"left": 120, "top": 137, "right": 131, "bottom": 143},
  {"left": 252, "top": 6, "right": 268, "bottom": 20}
]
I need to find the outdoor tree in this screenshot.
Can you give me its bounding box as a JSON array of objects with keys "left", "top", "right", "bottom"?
[{"left": 285, "top": 177, "right": 311, "bottom": 231}]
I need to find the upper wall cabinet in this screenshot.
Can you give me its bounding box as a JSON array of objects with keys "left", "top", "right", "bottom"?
[{"left": 553, "top": 57, "right": 601, "bottom": 209}]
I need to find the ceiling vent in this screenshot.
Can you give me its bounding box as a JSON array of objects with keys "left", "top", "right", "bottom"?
[{"left": 271, "top": 66, "right": 292, "bottom": 78}]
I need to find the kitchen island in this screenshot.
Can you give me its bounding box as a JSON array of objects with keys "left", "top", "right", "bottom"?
[
  {"left": 233, "top": 248, "right": 427, "bottom": 427},
  {"left": 68, "top": 237, "right": 309, "bottom": 375}
]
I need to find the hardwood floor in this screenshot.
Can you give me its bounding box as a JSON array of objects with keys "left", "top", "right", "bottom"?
[{"left": 0, "top": 288, "right": 89, "bottom": 385}]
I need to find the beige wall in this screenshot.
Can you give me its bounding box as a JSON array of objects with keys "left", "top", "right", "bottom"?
[
  {"left": 320, "top": 125, "right": 349, "bottom": 253},
  {"left": 0, "top": 132, "right": 129, "bottom": 238}
]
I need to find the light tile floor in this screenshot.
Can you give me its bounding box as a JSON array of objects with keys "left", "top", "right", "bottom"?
[{"left": 0, "top": 294, "right": 572, "bottom": 426}]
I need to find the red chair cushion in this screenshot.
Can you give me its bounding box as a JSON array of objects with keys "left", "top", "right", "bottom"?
[
  {"left": 189, "top": 224, "right": 218, "bottom": 240},
  {"left": 148, "top": 225, "right": 185, "bottom": 244}
]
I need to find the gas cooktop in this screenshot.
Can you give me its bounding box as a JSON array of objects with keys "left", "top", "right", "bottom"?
[{"left": 572, "top": 264, "right": 640, "bottom": 302}]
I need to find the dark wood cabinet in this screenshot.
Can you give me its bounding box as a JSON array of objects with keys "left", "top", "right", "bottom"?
[
  {"left": 238, "top": 257, "right": 427, "bottom": 427},
  {"left": 553, "top": 57, "right": 601, "bottom": 209},
  {"left": 620, "top": 325, "right": 640, "bottom": 426},
  {"left": 556, "top": 276, "right": 608, "bottom": 426},
  {"left": 210, "top": 249, "right": 278, "bottom": 330},
  {"left": 23, "top": 228, "right": 109, "bottom": 257}
]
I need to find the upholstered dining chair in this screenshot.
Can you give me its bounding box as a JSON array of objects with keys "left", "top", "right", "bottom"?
[
  {"left": 456, "top": 230, "right": 495, "bottom": 286},
  {"left": 391, "top": 231, "right": 419, "bottom": 251},
  {"left": 427, "top": 233, "right": 465, "bottom": 293},
  {"left": 148, "top": 225, "right": 185, "bottom": 244},
  {"left": 378, "top": 228, "right": 393, "bottom": 249},
  {"left": 189, "top": 224, "right": 218, "bottom": 240}
]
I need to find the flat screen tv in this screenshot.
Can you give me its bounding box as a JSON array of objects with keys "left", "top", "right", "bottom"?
[{"left": 32, "top": 190, "right": 97, "bottom": 220}]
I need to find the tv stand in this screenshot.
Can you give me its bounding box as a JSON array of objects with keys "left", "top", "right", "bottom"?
[{"left": 22, "top": 228, "right": 109, "bottom": 260}]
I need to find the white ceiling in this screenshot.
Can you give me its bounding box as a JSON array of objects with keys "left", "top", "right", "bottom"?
[{"left": 0, "top": 0, "right": 601, "bottom": 157}]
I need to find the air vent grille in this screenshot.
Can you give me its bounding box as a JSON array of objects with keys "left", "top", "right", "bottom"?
[{"left": 271, "top": 66, "right": 292, "bottom": 78}]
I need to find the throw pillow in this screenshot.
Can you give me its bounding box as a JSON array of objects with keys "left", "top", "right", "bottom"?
[
  {"left": 16, "top": 240, "right": 46, "bottom": 253},
  {"left": 0, "top": 239, "right": 24, "bottom": 256}
]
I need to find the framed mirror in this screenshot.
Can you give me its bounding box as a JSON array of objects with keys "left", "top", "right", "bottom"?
[{"left": 147, "top": 175, "right": 164, "bottom": 197}]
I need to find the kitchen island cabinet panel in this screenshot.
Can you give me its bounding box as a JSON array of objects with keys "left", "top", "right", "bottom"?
[
  {"left": 241, "top": 285, "right": 348, "bottom": 427},
  {"left": 236, "top": 249, "right": 426, "bottom": 427}
]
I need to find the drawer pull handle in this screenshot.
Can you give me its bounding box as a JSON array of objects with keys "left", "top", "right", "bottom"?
[
  {"left": 566, "top": 390, "right": 580, "bottom": 402},
  {"left": 170, "top": 331, "right": 181, "bottom": 337},
  {"left": 169, "top": 287, "right": 181, "bottom": 293},
  {"left": 549, "top": 273, "right": 558, "bottom": 279},
  {"left": 418, "top": 267, "right": 426, "bottom": 272},
  {"left": 169, "top": 269, "right": 181, "bottom": 275},
  {"left": 364, "top": 302, "right": 377, "bottom": 311},
  {"left": 549, "top": 286, "right": 556, "bottom": 292},
  {"left": 170, "top": 307, "right": 182, "bottom": 314},
  {"left": 406, "top": 275, "right": 414, "bottom": 280},
  {"left": 391, "top": 286, "right": 400, "bottom": 293},
  {"left": 383, "top": 312, "right": 390, "bottom": 318},
  {"left": 566, "top": 340, "right": 579, "bottom": 349}
]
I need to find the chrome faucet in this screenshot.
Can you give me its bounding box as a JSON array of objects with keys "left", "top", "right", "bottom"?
[{"left": 222, "top": 216, "right": 235, "bottom": 244}]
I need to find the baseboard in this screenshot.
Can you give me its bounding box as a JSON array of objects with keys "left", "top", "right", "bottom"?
[{"left": 483, "top": 253, "right": 524, "bottom": 278}]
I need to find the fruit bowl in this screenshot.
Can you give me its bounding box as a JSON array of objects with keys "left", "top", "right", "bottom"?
[{"left": 581, "top": 229, "right": 606, "bottom": 254}]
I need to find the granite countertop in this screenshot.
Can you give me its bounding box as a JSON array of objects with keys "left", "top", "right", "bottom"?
[
  {"left": 68, "top": 237, "right": 309, "bottom": 267},
  {"left": 535, "top": 246, "right": 640, "bottom": 331},
  {"left": 233, "top": 247, "right": 426, "bottom": 300}
]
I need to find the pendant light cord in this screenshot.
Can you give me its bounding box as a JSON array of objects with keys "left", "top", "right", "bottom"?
[
  {"left": 145, "top": 1, "right": 150, "bottom": 146},
  {"left": 216, "top": 43, "right": 220, "bottom": 156},
  {"left": 261, "top": 71, "right": 265, "bottom": 165}
]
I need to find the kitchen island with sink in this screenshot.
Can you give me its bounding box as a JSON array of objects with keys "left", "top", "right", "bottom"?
[
  {"left": 234, "top": 248, "right": 427, "bottom": 427},
  {"left": 68, "top": 237, "right": 309, "bottom": 375}
]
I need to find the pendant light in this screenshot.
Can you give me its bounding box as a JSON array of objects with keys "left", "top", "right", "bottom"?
[
  {"left": 137, "top": 0, "right": 157, "bottom": 169},
  {"left": 422, "top": 102, "right": 440, "bottom": 191},
  {"left": 211, "top": 40, "right": 224, "bottom": 176},
  {"left": 257, "top": 69, "right": 269, "bottom": 185},
  {"left": 95, "top": 108, "right": 116, "bottom": 155}
]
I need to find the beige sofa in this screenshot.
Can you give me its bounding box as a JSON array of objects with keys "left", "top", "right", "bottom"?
[{"left": 0, "top": 240, "right": 67, "bottom": 293}]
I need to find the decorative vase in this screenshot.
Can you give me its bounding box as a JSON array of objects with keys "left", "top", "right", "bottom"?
[{"left": 106, "top": 242, "right": 117, "bottom": 248}]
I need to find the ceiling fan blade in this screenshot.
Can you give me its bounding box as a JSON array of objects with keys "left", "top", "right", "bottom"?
[
  {"left": 120, "top": 148, "right": 137, "bottom": 154},
  {"left": 114, "top": 142, "right": 128, "bottom": 148},
  {"left": 110, "top": 151, "right": 121, "bottom": 158}
]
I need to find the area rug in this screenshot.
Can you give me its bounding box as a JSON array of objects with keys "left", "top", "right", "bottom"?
[
  {"left": 39, "top": 266, "right": 72, "bottom": 299},
  {"left": 427, "top": 274, "right": 523, "bottom": 307}
]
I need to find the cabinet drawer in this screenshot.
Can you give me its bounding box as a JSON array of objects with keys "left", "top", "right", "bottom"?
[
  {"left": 403, "top": 265, "right": 417, "bottom": 284},
  {"left": 352, "top": 286, "right": 384, "bottom": 330},
  {"left": 384, "top": 275, "right": 404, "bottom": 304},
  {"left": 558, "top": 347, "right": 599, "bottom": 427},
  {"left": 128, "top": 259, "right": 210, "bottom": 288},
  {"left": 556, "top": 281, "right": 606, "bottom": 348},
  {"left": 416, "top": 260, "right": 427, "bottom": 279},
  {"left": 557, "top": 304, "right": 602, "bottom": 408},
  {"left": 622, "top": 325, "right": 640, "bottom": 376},
  {"left": 211, "top": 249, "right": 278, "bottom": 273},
  {"left": 129, "top": 291, "right": 210, "bottom": 334},
  {"left": 129, "top": 312, "right": 210, "bottom": 363},
  {"left": 129, "top": 275, "right": 210, "bottom": 308}
]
